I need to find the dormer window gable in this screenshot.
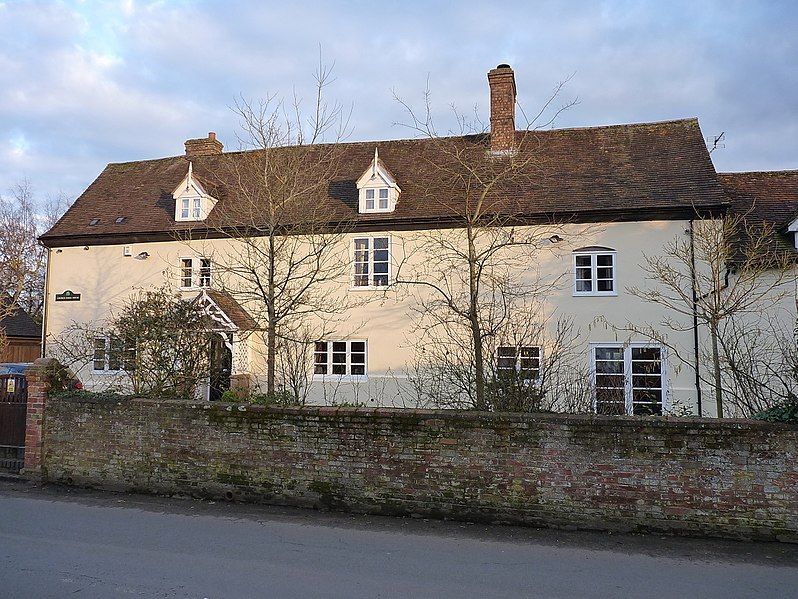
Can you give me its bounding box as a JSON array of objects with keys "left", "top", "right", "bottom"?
[
  {"left": 356, "top": 147, "right": 401, "bottom": 214},
  {"left": 172, "top": 161, "right": 217, "bottom": 222}
]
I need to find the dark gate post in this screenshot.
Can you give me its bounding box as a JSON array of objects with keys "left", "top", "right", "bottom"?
[{"left": 22, "top": 358, "right": 57, "bottom": 477}]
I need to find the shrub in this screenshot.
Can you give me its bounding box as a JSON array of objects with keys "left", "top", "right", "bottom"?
[{"left": 753, "top": 397, "right": 798, "bottom": 424}]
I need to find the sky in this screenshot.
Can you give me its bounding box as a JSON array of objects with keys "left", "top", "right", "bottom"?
[{"left": 1, "top": 0, "right": 797, "bottom": 204}]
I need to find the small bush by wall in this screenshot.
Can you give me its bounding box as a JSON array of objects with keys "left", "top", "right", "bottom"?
[{"left": 41, "top": 396, "right": 798, "bottom": 542}]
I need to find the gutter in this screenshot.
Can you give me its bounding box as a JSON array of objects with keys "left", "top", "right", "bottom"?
[
  {"left": 41, "top": 246, "right": 51, "bottom": 357},
  {"left": 688, "top": 220, "right": 702, "bottom": 417},
  {"left": 38, "top": 203, "right": 731, "bottom": 249}
]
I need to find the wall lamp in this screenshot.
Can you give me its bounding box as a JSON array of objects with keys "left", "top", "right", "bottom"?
[
  {"left": 548, "top": 234, "right": 563, "bottom": 244},
  {"left": 134, "top": 251, "right": 150, "bottom": 260}
]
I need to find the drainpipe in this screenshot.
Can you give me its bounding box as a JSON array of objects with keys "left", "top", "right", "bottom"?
[
  {"left": 688, "top": 220, "right": 702, "bottom": 417},
  {"left": 40, "top": 246, "right": 51, "bottom": 358}
]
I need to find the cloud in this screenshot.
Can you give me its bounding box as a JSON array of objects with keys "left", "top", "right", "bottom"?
[{"left": 0, "top": 0, "right": 796, "bottom": 203}]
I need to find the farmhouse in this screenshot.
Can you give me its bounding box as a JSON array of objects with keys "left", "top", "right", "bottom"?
[{"left": 39, "top": 65, "right": 798, "bottom": 415}]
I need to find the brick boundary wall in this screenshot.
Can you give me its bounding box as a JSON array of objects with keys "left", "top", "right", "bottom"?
[{"left": 39, "top": 394, "right": 798, "bottom": 542}]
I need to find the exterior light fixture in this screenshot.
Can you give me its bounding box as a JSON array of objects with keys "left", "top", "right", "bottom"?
[
  {"left": 134, "top": 251, "right": 150, "bottom": 260},
  {"left": 548, "top": 234, "right": 563, "bottom": 244}
]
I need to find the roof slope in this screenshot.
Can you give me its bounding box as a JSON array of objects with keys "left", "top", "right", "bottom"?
[
  {"left": 719, "top": 170, "right": 798, "bottom": 231},
  {"left": 718, "top": 170, "right": 798, "bottom": 259},
  {"left": 0, "top": 306, "right": 41, "bottom": 339},
  {"left": 41, "top": 118, "right": 728, "bottom": 246},
  {"left": 204, "top": 289, "right": 258, "bottom": 330}
]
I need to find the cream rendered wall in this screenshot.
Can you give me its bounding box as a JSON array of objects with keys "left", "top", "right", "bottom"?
[{"left": 44, "top": 219, "right": 768, "bottom": 413}]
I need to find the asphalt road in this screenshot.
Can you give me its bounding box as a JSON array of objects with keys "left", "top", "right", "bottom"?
[{"left": 0, "top": 480, "right": 796, "bottom": 598}]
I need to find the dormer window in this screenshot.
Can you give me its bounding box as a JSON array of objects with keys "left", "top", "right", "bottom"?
[
  {"left": 356, "top": 148, "right": 400, "bottom": 214},
  {"left": 173, "top": 161, "right": 217, "bottom": 222}
]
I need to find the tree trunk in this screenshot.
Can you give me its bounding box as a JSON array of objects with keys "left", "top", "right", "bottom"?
[
  {"left": 466, "top": 224, "right": 486, "bottom": 410},
  {"left": 266, "top": 235, "right": 276, "bottom": 396},
  {"left": 471, "top": 313, "right": 486, "bottom": 410},
  {"left": 710, "top": 321, "right": 723, "bottom": 418}
]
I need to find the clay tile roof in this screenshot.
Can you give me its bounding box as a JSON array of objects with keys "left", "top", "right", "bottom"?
[
  {"left": 203, "top": 289, "right": 259, "bottom": 330},
  {"left": 40, "top": 118, "right": 728, "bottom": 246},
  {"left": 719, "top": 170, "right": 798, "bottom": 231}
]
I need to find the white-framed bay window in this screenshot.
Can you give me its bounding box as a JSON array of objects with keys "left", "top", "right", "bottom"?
[
  {"left": 179, "top": 257, "right": 212, "bottom": 289},
  {"left": 573, "top": 247, "right": 617, "bottom": 296},
  {"left": 591, "top": 343, "right": 666, "bottom": 416},
  {"left": 313, "top": 340, "right": 367, "bottom": 379},
  {"left": 352, "top": 236, "right": 390, "bottom": 288}
]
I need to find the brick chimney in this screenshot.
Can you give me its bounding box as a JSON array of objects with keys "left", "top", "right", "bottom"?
[
  {"left": 184, "top": 132, "right": 223, "bottom": 157},
  {"left": 487, "top": 64, "right": 517, "bottom": 154}
]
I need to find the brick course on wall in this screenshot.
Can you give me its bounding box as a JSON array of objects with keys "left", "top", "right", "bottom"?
[{"left": 41, "top": 396, "right": 798, "bottom": 542}]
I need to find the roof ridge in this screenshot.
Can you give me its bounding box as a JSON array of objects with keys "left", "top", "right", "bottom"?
[
  {"left": 528, "top": 117, "right": 699, "bottom": 134},
  {"left": 719, "top": 169, "right": 798, "bottom": 176},
  {"left": 106, "top": 118, "right": 701, "bottom": 166}
]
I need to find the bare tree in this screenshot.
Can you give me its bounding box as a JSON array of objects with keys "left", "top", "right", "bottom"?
[
  {"left": 0, "top": 182, "right": 43, "bottom": 316},
  {"left": 392, "top": 81, "right": 580, "bottom": 410},
  {"left": 192, "top": 60, "right": 362, "bottom": 399},
  {"left": 627, "top": 211, "right": 796, "bottom": 417},
  {"left": 0, "top": 182, "right": 68, "bottom": 359}
]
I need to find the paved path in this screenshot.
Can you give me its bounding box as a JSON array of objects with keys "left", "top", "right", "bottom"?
[{"left": 0, "top": 480, "right": 796, "bottom": 598}]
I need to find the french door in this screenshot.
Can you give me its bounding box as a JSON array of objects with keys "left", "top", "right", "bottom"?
[{"left": 591, "top": 344, "right": 665, "bottom": 415}]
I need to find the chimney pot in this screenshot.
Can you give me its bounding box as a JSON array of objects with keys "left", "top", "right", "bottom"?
[
  {"left": 185, "top": 132, "right": 223, "bottom": 157},
  {"left": 487, "top": 64, "right": 517, "bottom": 154}
]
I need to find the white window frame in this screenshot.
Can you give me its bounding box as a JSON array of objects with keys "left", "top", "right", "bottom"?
[
  {"left": 179, "top": 256, "right": 212, "bottom": 290},
  {"left": 496, "top": 345, "right": 542, "bottom": 380},
  {"left": 360, "top": 186, "right": 394, "bottom": 214},
  {"left": 192, "top": 197, "right": 202, "bottom": 219},
  {"left": 351, "top": 236, "right": 391, "bottom": 289},
  {"left": 573, "top": 250, "right": 617, "bottom": 296},
  {"left": 590, "top": 343, "right": 667, "bottom": 415},
  {"left": 180, "top": 198, "right": 190, "bottom": 219},
  {"left": 92, "top": 335, "right": 132, "bottom": 373},
  {"left": 312, "top": 339, "right": 368, "bottom": 381}
]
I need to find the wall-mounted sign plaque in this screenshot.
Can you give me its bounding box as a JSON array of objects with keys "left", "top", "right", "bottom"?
[{"left": 55, "top": 290, "right": 81, "bottom": 302}]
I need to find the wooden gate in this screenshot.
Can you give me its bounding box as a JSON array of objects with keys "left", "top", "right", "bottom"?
[{"left": 0, "top": 374, "right": 27, "bottom": 473}]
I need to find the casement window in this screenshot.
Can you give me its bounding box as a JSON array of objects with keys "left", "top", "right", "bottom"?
[
  {"left": 352, "top": 237, "right": 390, "bottom": 288},
  {"left": 313, "top": 340, "right": 367, "bottom": 378},
  {"left": 591, "top": 344, "right": 665, "bottom": 415},
  {"left": 573, "top": 248, "right": 617, "bottom": 296},
  {"left": 93, "top": 335, "right": 135, "bottom": 372},
  {"left": 179, "top": 197, "right": 203, "bottom": 220},
  {"left": 363, "top": 187, "right": 391, "bottom": 213},
  {"left": 496, "top": 346, "right": 541, "bottom": 380},
  {"left": 179, "top": 257, "right": 212, "bottom": 289}
]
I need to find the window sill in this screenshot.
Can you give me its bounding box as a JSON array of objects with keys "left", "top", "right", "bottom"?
[
  {"left": 312, "top": 375, "right": 369, "bottom": 382},
  {"left": 349, "top": 285, "right": 390, "bottom": 292},
  {"left": 573, "top": 291, "right": 618, "bottom": 297}
]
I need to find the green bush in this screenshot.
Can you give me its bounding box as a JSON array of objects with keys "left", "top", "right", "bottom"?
[
  {"left": 753, "top": 397, "right": 798, "bottom": 424},
  {"left": 50, "top": 389, "right": 133, "bottom": 402}
]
